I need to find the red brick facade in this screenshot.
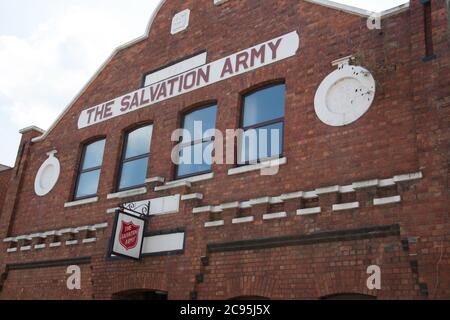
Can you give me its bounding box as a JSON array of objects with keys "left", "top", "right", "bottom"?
[
  {"left": 0, "top": 0, "right": 449, "bottom": 300},
  {"left": 0, "top": 168, "right": 12, "bottom": 220}
]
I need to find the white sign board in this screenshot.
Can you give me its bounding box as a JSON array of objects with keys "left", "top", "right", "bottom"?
[
  {"left": 111, "top": 211, "right": 146, "bottom": 260},
  {"left": 78, "top": 31, "right": 300, "bottom": 129}
]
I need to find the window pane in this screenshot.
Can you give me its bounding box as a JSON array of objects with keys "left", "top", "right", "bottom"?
[
  {"left": 82, "top": 140, "right": 106, "bottom": 170},
  {"left": 182, "top": 105, "right": 217, "bottom": 142},
  {"left": 75, "top": 169, "right": 101, "bottom": 199},
  {"left": 239, "top": 122, "right": 283, "bottom": 163},
  {"left": 125, "top": 125, "right": 153, "bottom": 159},
  {"left": 119, "top": 157, "right": 149, "bottom": 190},
  {"left": 243, "top": 84, "right": 285, "bottom": 128},
  {"left": 177, "top": 141, "right": 213, "bottom": 177}
]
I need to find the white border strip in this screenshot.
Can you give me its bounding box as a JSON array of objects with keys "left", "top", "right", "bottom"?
[{"left": 304, "top": 0, "right": 410, "bottom": 18}]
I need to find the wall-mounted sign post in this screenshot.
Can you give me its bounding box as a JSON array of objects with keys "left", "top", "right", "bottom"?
[{"left": 110, "top": 202, "right": 151, "bottom": 260}]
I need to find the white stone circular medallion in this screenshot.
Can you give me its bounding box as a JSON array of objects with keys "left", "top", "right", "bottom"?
[
  {"left": 314, "top": 64, "right": 376, "bottom": 127},
  {"left": 34, "top": 151, "right": 60, "bottom": 197}
]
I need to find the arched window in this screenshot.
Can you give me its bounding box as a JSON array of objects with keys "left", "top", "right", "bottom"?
[
  {"left": 74, "top": 139, "right": 106, "bottom": 200},
  {"left": 239, "top": 83, "right": 285, "bottom": 164},
  {"left": 117, "top": 124, "right": 153, "bottom": 191},
  {"left": 176, "top": 105, "right": 217, "bottom": 179}
]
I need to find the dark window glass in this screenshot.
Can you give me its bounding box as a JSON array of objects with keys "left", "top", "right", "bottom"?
[
  {"left": 239, "top": 84, "right": 285, "bottom": 164},
  {"left": 177, "top": 141, "right": 214, "bottom": 178},
  {"left": 118, "top": 125, "right": 153, "bottom": 190},
  {"left": 177, "top": 105, "right": 217, "bottom": 178},
  {"left": 74, "top": 139, "right": 105, "bottom": 199}
]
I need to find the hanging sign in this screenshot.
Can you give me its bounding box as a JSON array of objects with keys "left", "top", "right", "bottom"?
[
  {"left": 78, "top": 31, "right": 300, "bottom": 129},
  {"left": 110, "top": 210, "right": 147, "bottom": 260}
]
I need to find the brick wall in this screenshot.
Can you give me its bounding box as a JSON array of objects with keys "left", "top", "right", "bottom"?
[
  {"left": 0, "top": 0, "right": 448, "bottom": 300},
  {"left": 0, "top": 169, "right": 12, "bottom": 219}
]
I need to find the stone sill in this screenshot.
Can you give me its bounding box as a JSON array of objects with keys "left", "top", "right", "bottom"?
[
  {"left": 64, "top": 197, "right": 98, "bottom": 208},
  {"left": 49, "top": 242, "right": 62, "bottom": 248},
  {"left": 172, "top": 172, "right": 214, "bottom": 184},
  {"left": 82, "top": 238, "right": 97, "bottom": 244},
  {"left": 155, "top": 181, "right": 191, "bottom": 192},
  {"left": 145, "top": 176, "right": 165, "bottom": 184},
  {"left": 181, "top": 193, "right": 204, "bottom": 201},
  {"left": 106, "top": 208, "right": 119, "bottom": 214},
  {"left": 193, "top": 206, "right": 213, "bottom": 214}
]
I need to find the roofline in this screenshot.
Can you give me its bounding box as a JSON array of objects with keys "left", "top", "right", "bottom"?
[
  {"left": 32, "top": 0, "right": 167, "bottom": 143},
  {"left": 304, "top": 0, "right": 410, "bottom": 18}
]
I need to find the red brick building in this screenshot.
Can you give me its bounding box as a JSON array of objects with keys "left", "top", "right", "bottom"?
[
  {"left": 0, "top": 0, "right": 449, "bottom": 300},
  {"left": 0, "top": 165, "right": 12, "bottom": 218}
]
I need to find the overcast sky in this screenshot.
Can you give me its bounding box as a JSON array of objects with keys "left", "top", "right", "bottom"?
[{"left": 0, "top": 0, "right": 409, "bottom": 167}]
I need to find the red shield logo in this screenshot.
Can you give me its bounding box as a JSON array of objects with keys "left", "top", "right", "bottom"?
[{"left": 119, "top": 221, "right": 141, "bottom": 250}]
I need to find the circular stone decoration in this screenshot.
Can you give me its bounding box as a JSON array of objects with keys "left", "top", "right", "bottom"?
[
  {"left": 314, "top": 64, "right": 376, "bottom": 127},
  {"left": 34, "top": 151, "right": 60, "bottom": 197}
]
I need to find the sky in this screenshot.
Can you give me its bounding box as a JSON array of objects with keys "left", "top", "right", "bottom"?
[{"left": 0, "top": 0, "right": 409, "bottom": 167}]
